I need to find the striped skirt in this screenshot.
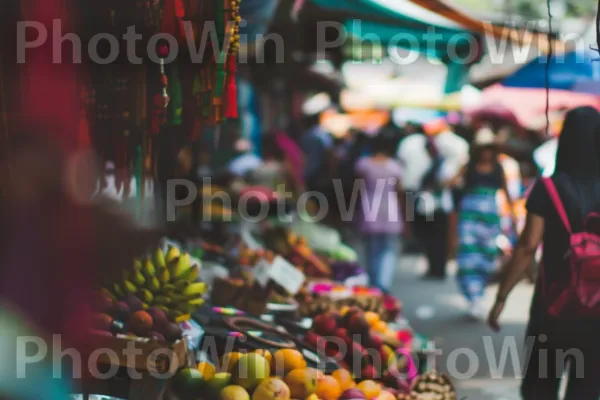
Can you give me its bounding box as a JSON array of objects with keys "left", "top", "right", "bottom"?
[{"left": 456, "top": 187, "right": 501, "bottom": 301}]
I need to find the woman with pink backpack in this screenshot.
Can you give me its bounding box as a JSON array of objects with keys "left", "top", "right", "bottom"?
[{"left": 489, "top": 106, "right": 600, "bottom": 399}]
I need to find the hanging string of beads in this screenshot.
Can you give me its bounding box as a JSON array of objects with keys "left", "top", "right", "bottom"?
[
  {"left": 151, "top": 44, "right": 171, "bottom": 136},
  {"left": 225, "top": 0, "right": 242, "bottom": 118}
]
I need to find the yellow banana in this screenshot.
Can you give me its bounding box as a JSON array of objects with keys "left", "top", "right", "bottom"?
[
  {"left": 182, "top": 265, "right": 200, "bottom": 283},
  {"left": 139, "top": 289, "right": 154, "bottom": 304},
  {"left": 147, "top": 276, "right": 160, "bottom": 292},
  {"left": 143, "top": 258, "right": 156, "bottom": 278},
  {"left": 123, "top": 280, "right": 137, "bottom": 294},
  {"left": 157, "top": 267, "right": 171, "bottom": 285},
  {"left": 183, "top": 282, "right": 207, "bottom": 297},
  {"left": 188, "top": 297, "right": 205, "bottom": 306},
  {"left": 133, "top": 259, "right": 143, "bottom": 271},
  {"left": 166, "top": 246, "right": 181, "bottom": 263},
  {"left": 170, "top": 254, "right": 191, "bottom": 278},
  {"left": 132, "top": 271, "right": 146, "bottom": 287},
  {"left": 153, "top": 247, "right": 167, "bottom": 269}
]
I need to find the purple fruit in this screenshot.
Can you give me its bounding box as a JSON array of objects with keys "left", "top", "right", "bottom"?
[
  {"left": 340, "top": 388, "right": 367, "bottom": 399},
  {"left": 112, "top": 301, "right": 131, "bottom": 321},
  {"left": 160, "top": 322, "right": 183, "bottom": 343},
  {"left": 148, "top": 331, "right": 166, "bottom": 343},
  {"left": 147, "top": 307, "right": 168, "bottom": 328},
  {"left": 124, "top": 295, "right": 143, "bottom": 313}
]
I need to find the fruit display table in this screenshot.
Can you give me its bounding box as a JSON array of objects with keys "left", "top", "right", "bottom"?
[{"left": 75, "top": 336, "right": 189, "bottom": 400}]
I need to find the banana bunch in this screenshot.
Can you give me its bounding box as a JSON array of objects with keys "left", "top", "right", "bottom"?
[{"left": 107, "top": 246, "right": 206, "bottom": 321}]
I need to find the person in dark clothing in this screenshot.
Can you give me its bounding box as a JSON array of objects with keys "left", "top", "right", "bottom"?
[{"left": 489, "top": 106, "right": 600, "bottom": 399}]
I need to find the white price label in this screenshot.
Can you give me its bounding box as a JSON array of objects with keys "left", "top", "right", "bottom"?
[
  {"left": 268, "top": 256, "right": 305, "bottom": 295},
  {"left": 253, "top": 259, "right": 271, "bottom": 287}
]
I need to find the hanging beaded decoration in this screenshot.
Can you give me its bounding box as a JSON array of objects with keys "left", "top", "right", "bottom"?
[{"left": 224, "top": 0, "right": 241, "bottom": 118}]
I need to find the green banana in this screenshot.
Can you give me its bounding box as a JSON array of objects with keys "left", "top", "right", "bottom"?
[
  {"left": 147, "top": 276, "right": 160, "bottom": 292},
  {"left": 133, "top": 259, "right": 143, "bottom": 271},
  {"left": 161, "top": 283, "right": 177, "bottom": 292},
  {"left": 123, "top": 280, "right": 137, "bottom": 294},
  {"left": 155, "top": 305, "right": 170, "bottom": 313},
  {"left": 173, "top": 280, "right": 188, "bottom": 291},
  {"left": 157, "top": 267, "right": 171, "bottom": 285},
  {"left": 142, "top": 258, "right": 156, "bottom": 279},
  {"left": 165, "top": 246, "right": 181, "bottom": 263},
  {"left": 155, "top": 295, "right": 172, "bottom": 306},
  {"left": 112, "top": 283, "right": 124, "bottom": 298},
  {"left": 132, "top": 271, "right": 146, "bottom": 287},
  {"left": 170, "top": 293, "right": 191, "bottom": 302},
  {"left": 139, "top": 289, "right": 154, "bottom": 304}
]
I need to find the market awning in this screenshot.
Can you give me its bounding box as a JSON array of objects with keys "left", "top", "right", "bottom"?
[
  {"left": 408, "top": 0, "right": 567, "bottom": 54},
  {"left": 309, "top": 0, "right": 475, "bottom": 58}
]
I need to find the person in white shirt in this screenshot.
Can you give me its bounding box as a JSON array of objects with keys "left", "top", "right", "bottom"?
[{"left": 397, "top": 122, "right": 469, "bottom": 279}]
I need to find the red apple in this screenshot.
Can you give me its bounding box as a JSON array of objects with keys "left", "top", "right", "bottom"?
[
  {"left": 313, "top": 313, "right": 337, "bottom": 336},
  {"left": 360, "top": 364, "right": 378, "bottom": 380}
]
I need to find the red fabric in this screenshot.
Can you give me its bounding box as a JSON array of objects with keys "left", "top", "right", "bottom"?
[
  {"left": 20, "top": 0, "right": 80, "bottom": 154},
  {"left": 224, "top": 55, "right": 238, "bottom": 118},
  {"left": 161, "top": 0, "right": 186, "bottom": 42}
]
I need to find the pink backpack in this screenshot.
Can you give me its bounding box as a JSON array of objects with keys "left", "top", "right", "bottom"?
[{"left": 542, "top": 178, "right": 600, "bottom": 318}]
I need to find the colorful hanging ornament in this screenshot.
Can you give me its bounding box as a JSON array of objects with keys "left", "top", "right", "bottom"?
[
  {"left": 150, "top": 45, "right": 170, "bottom": 135},
  {"left": 225, "top": 0, "right": 241, "bottom": 118}
]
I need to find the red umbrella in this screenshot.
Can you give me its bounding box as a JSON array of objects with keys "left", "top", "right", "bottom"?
[{"left": 465, "top": 84, "right": 600, "bottom": 131}]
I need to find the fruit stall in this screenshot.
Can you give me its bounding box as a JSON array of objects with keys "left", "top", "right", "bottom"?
[{"left": 84, "top": 216, "right": 457, "bottom": 400}]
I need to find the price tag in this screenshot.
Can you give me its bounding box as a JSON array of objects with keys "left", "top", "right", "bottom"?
[
  {"left": 268, "top": 256, "right": 305, "bottom": 295},
  {"left": 253, "top": 259, "right": 272, "bottom": 287}
]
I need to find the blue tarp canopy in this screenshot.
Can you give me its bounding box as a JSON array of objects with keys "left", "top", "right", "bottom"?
[{"left": 502, "top": 50, "right": 600, "bottom": 93}]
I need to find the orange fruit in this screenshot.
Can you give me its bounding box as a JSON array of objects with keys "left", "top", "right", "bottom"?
[
  {"left": 314, "top": 375, "right": 342, "bottom": 400},
  {"left": 364, "top": 311, "right": 380, "bottom": 327},
  {"left": 377, "top": 390, "right": 396, "bottom": 400},
  {"left": 357, "top": 380, "right": 382, "bottom": 398},
  {"left": 196, "top": 361, "right": 216, "bottom": 380},
  {"left": 284, "top": 368, "right": 320, "bottom": 399},
  {"left": 373, "top": 320, "right": 388, "bottom": 333},
  {"left": 272, "top": 349, "right": 307, "bottom": 376},
  {"left": 331, "top": 369, "right": 355, "bottom": 391}
]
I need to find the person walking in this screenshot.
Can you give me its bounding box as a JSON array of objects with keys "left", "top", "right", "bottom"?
[
  {"left": 453, "top": 127, "right": 516, "bottom": 318},
  {"left": 355, "top": 131, "right": 405, "bottom": 293},
  {"left": 489, "top": 106, "right": 600, "bottom": 399},
  {"left": 397, "top": 121, "right": 468, "bottom": 280}
]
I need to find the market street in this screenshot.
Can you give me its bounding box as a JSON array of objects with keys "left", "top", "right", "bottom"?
[{"left": 395, "top": 256, "right": 534, "bottom": 400}]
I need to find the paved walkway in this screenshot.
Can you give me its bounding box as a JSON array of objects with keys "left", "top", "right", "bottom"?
[{"left": 394, "top": 256, "right": 535, "bottom": 399}]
